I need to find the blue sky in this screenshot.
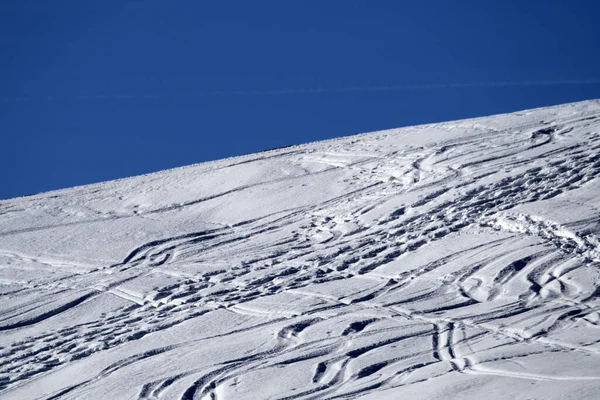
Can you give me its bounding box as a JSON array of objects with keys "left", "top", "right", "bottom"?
[{"left": 2, "top": 1, "right": 600, "bottom": 199}]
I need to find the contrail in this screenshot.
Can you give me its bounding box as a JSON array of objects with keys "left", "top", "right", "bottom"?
[
  {"left": 222, "top": 79, "right": 600, "bottom": 95},
  {"left": 2, "top": 78, "right": 600, "bottom": 102}
]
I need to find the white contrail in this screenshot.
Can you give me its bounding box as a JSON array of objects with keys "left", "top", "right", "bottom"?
[
  {"left": 247, "top": 79, "right": 600, "bottom": 95},
  {"left": 2, "top": 78, "right": 600, "bottom": 102}
]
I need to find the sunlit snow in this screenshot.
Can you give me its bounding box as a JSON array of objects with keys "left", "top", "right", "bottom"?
[{"left": 2, "top": 100, "right": 600, "bottom": 399}]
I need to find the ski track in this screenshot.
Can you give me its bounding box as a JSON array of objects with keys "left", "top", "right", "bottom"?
[{"left": 1, "top": 101, "right": 600, "bottom": 399}]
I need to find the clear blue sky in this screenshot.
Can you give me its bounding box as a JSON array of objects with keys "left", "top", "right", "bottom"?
[{"left": 2, "top": 0, "right": 600, "bottom": 199}]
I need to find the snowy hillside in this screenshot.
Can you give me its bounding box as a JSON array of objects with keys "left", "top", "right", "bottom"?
[{"left": 2, "top": 100, "right": 600, "bottom": 399}]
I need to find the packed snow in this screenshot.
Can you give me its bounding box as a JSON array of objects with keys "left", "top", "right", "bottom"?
[{"left": 1, "top": 100, "right": 600, "bottom": 399}]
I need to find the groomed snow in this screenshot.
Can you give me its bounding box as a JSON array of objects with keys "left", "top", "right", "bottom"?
[{"left": 1, "top": 100, "right": 600, "bottom": 399}]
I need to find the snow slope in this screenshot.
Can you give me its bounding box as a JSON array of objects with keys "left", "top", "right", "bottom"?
[{"left": 1, "top": 100, "right": 600, "bottom": 399}]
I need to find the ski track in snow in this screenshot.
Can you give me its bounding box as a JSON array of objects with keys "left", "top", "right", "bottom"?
[{"left": 1, "top": 100, "right": 600, "bottom": 399}]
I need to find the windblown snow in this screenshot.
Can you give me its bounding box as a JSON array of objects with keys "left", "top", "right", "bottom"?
[{"left": 2, "top": 100, "right": 600, "bottom": 399}]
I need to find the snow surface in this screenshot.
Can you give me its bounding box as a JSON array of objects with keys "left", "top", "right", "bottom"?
[{"left": 2, "top": 100, "right": 600, "bottom": 399}]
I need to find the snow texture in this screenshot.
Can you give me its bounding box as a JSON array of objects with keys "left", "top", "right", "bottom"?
[{"left": 1, "top": 100, "right": 600, "bottom": 399}]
